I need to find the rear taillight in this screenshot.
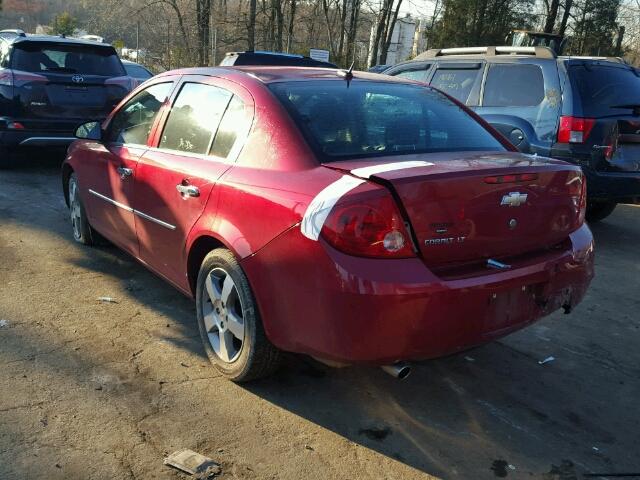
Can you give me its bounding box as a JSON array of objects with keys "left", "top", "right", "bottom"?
[
  {"left": 0, "top": 70, "right": 12, "bottom": 86},
  {"left": 321, "top": 191, "right": 415, "bottom": 258},
  {"left": 567, "top": 171, "right": 587, "bottom": 225},
  {"left": 558, "top": 116, "right": 595, "bottom": 144}
]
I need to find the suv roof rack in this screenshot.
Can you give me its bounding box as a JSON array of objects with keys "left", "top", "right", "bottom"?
[
  {"left": 417, "top": 46, "right": 556, "bottom": 60},
  {"left": 561, "top": 55, "right": 628, "bottom": 64}
]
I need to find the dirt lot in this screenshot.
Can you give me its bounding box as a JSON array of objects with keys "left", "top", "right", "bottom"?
[{"left": 1, "top": 158, "right": 639, "bottom": 480}]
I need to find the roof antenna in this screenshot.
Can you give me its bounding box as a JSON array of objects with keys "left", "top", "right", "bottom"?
[{"left": 337, "top": 61, "right": 355, "bottom": 85}]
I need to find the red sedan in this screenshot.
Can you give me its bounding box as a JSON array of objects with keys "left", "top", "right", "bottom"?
[{"left": 62, "top": 67, "right": 594, "bottom": 381}]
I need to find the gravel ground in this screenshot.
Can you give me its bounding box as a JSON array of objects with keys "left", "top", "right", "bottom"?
[{"left": 1, "top": 157, "right": 639, "bottom": 480}]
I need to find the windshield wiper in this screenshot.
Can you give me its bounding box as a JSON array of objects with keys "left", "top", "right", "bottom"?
[{"left": 44, "top": 66, "right": 77, "bottom": 73}]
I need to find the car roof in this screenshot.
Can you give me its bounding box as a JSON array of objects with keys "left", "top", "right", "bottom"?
[
  {"left": 8, "top": 34, "right": 114, "bottom": 48},
  {"left": 156, "top": 66, "right": 416, "bottom": 85}
]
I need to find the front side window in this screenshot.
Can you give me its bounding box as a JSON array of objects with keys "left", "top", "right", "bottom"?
[
  {"left": 430, "top": 67, "right": 481, "bottom": 103},
  {"left": 483, "top": 64, "right": 545, "bottom": 107},
  {"left": 107, "top": 82, "right": 172, "bottom": 145},
  {"left": 159, "top": 83, "right": 232, "bottom": 155},
  {"left": 395, "top": 69, "right": 429, "bottom": 82},
  {"left": 269, "top": 80, "right": 504, "bottom": 161}
]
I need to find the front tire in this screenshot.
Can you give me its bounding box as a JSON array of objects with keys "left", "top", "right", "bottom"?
[
  {"left": 586, "top": 201, "right": 617, "bottom": 222},
  {"left": 196, "top": 248, "right": 281, "bottom": 382},
  {"left": 68, "top": 173, "right": 95, "bottom": 245}
]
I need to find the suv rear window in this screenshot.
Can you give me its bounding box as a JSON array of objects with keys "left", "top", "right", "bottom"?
[
  {"left": 12, "top": 43, "right": 125, "bottom": 76},
  {"left": 570, "top": 64, "right": 640, "bottom": 117},
  {"left": 269, "top": 80, "right": 505, "bottom": 161},
  {"left": 483, "top": 64, "right": 545, "bottom": 107}
]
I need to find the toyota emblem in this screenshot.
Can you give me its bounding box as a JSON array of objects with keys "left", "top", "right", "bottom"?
[{"left": 72, "top": 75, "right": 84, "bottom": 84}]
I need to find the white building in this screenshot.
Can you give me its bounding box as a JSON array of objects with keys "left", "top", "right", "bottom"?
[{"left": 368, "top": 14, "right": 426, "bottom": 67}]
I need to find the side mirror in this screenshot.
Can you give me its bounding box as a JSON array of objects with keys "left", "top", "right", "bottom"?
[{"left": 75, "top": 121, "right": 102, "bottom": 141}]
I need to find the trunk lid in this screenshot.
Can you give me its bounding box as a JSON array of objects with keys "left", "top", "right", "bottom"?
[{"left": 325, "top": 151, "right": 584, "bottom": 268}]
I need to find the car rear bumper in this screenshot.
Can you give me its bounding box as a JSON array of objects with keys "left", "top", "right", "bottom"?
[{"left": 242, "top": 223, "right": 595, "bottom": 364}]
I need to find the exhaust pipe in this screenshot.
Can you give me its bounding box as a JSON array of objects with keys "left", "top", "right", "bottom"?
[{"left": 381, "top": 362, "right": 412, "bottom": 380}]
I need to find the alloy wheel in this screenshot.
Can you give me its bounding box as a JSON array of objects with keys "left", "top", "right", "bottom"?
[
  {"left": 201, "top": 267, "right": 246, "bottom": 363},
  {"left": 69, "top": 178, "right": 82, "bottom": 241}
]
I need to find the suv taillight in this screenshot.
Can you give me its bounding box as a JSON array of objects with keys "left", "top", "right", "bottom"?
[
  {"left": 321, "top": 190, "right": 415, "bottom": 258},
  {"left": 0, "top": 70, "right": 12, "bottom": 86},
  {"left": 558, "top": 116, "right": 595, "bottom": 144}
]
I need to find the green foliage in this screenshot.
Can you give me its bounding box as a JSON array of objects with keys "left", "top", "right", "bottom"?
[
  {"left": 568, "top": 0, "right": 621, "bottom": 56},
  {"left": 428, "top": 0, "right": 535, "bottom": 48},
  {"left": 51, "top": 12, "right": 78, "bottom": 37}
]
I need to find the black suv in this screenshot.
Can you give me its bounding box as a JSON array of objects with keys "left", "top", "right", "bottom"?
[
  {"left": 220, "top": 50, "right": 337, "bottom": 68},
  {"left": 383, "top": 46, "right": 640, "bottom": 221},
  {"left": 0, "top": 30, "right": 132, "bottom": 167}
]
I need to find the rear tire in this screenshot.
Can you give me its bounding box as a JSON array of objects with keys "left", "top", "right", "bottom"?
[
  {"left": 0, "top": 146, "right": 16, "bottom": 169},
  {"left": 586, "top": 201, "right": 617, "bottom": 222},
  {"left": 196, "top": 248, "right": 281, "bottom": 382},
  {"left": 68, "top": 173, "right": 95, "bottom": 245}
]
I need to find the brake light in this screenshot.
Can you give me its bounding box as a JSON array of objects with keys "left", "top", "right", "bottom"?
[
  {"left": 321, "top": 191, "right": 415, "bottom": 258},
  {"left": 558, "top": 116, "right": 595, "bottom": 144},
  {"left": 484, "top": 173, "right": 539, "bottom": 184}
]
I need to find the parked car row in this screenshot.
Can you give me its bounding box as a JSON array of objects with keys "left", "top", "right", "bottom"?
[
  {"left": 380, "top": 46, "right": 640, "bottom": 221},
  {"left": 0, "top": 29, "right": 156, "bottom": 167}
]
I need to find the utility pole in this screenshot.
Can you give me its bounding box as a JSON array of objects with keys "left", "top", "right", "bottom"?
[
  {"left": 213, "top": 28, "right": 218, "bottom": 65},
  {"left": 166, "top": 19, "right": 171, "bottom": 69},
  {"left": 135, "top": 21, "right": 140, "bottom": 63}
]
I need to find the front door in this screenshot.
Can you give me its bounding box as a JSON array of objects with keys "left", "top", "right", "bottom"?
[
  {"left": 83, "top": 82, "right": 175, "bottom": 254},
  {"left": 132, "top": 79, "right": 253, "bottom": 290}
]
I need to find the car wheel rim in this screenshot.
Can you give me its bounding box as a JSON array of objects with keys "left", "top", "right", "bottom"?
[
  {"left": 69, "top": 179, "right": 82, "bottom": 240},
  {"left": 202, "top": 267, "right": 245, "bottom": 363}
]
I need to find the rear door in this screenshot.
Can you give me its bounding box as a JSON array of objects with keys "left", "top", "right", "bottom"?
[
  {"left": 132, "top": 77, "right": 254, "bottom": 290},
  {"left": 82, "top": 81, "right": 175, "bottom": 254},
  {"left": 10, "top": 41, "right": 130, "bottom": 132},
  {"left": 474, "top": 61, "right": 561, "bottom": 155}
]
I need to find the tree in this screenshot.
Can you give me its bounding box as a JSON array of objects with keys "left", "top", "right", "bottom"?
[
  {"left": 543, "top": 0, "right": 560, "bottom": 33},
  {"left": 51, "top": 12, "right": 78, "bottom": 36}
]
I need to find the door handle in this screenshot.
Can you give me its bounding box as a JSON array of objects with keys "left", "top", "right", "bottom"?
[
  {"left": 176, "top": 184, "right": 200, "bottom": 198},
  {"left": 117, "top": 166, "right": 133, "bottom": 179}
]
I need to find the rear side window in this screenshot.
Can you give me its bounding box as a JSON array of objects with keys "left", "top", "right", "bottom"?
[
  {"left": 269, "top": 80, "right": 504, "bottom": 161},
  {"left": 483, "top": 64, "right": 544, "bottom": 107},
  {"left": 12, "top": 43, "right": 125, "bottom": 76},
  {"left": 107, "top": 82, "right": 173, "bottom": 145},
  {"left": 160, "top": 83, "right": 232, "bottom": 155},
  {"left": 430, "top": 67, "right": 481, "bottom": 103},
  {"left": 210, "top": 96, "right": 248, "bottom": 158},
  {"left": 570, "top": 64, "right": 640, "bottom": 117}
]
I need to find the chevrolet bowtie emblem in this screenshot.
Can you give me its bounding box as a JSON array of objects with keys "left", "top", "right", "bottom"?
[{"left": 501, "top": 192, "right": 528, "bottom": 207}]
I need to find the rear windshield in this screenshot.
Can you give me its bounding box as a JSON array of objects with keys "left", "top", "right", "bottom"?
[
  {"left": 570, "top": 64, "right": 640, "bottom": 117},
  {"left": 268, "top": 80, "right": 505, "bottom": 161},
  {"left": 12, "top": 43, "right": 125, "bottom": 76}
]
